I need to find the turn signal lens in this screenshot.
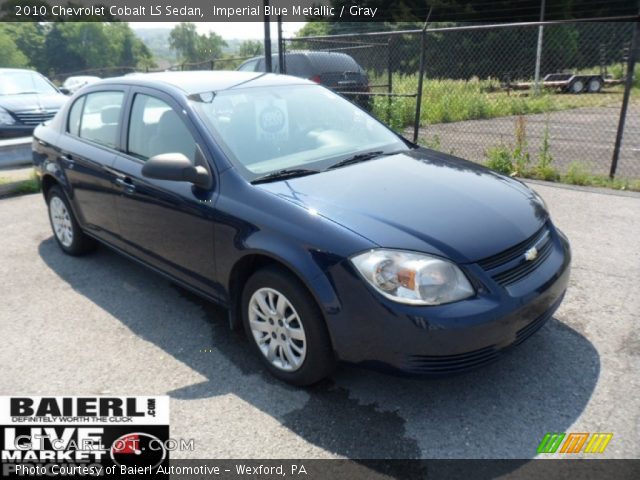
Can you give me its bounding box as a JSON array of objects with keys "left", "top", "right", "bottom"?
[{"left": 351, "top": 249, "right": 475, "bottom": 305}]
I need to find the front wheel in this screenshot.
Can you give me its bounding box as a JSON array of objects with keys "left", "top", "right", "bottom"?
[
  {"left": 241, "top": 267, "right": 335, "bottom": 386},
  {"left": 46, "top": 185, "right": 96, "bottom": 256},
  {"left": 569, "top": 79, "right": 585, "bottom": 94}
]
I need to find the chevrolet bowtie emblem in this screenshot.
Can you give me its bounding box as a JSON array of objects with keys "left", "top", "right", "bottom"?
[{"left": 524, "top": 246, "right": 538, "bottom": 261}]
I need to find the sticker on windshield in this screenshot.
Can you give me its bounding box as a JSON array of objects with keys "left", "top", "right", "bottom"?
[{"left": 256, "top": 99, "right": 288, "bottom": 143}]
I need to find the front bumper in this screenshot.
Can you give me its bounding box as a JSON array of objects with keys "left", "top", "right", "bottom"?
[
  {"left": 0, "top": 125, "right": 35, "bottom": 138},
  {"left": 322, "top": 225, "right": 571, "bottom": 374}
]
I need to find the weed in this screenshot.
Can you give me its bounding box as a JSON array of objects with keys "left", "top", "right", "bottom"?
[
  {"left": 531, "top": 117, "right": 560, "bottom": 181},
  {"left": 512, "top": 116, "right": 530, "bottom": 175},
  {"left": 420, "top": 134, "right": 442, "bottom": 150},
  {"left": 485, "top": 143, "right": 513, "bottom": 175},
  {"left": 565, "top": 162, "right": 590, "bottom": 186}
]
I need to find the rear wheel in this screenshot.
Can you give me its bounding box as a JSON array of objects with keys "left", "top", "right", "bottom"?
[
  {"left": 46, "top": 186, "right": 96, "bottom": 256},
  {"left": 241, "top": 266, "right": 335, "bottom": 385},
  {"left": 587, "top": 77, "right": 602, "bottom": 93}
]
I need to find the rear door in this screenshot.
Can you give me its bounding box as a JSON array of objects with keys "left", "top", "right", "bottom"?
[
  {"left": 110, "top": 87, "right": 218, "bottom": 296},
  {"left": 55, "top": 89, "right": 127, "bottom": 245}
]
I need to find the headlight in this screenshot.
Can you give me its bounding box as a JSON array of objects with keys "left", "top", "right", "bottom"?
[
  {"left": 0, "top": 108, "right": 15, "bottom": 126},
  {"left": 350, "top": 249, "right": 475, "bottom": 305}
]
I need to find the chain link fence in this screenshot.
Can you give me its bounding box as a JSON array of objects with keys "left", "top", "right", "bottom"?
[
  {"left": 52, "top": 20, "right": 639, "bottom": 181},
  {"left": 284, "top": 20, "right": 639, "bottom": 181}
]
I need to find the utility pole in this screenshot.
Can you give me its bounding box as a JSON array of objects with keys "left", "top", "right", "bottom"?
[
  {"left": 534, "top": 0, "right": 546, "bottom": 95},
  {"left": 263, "top": 0, "right": 272, "bottom": 72}
]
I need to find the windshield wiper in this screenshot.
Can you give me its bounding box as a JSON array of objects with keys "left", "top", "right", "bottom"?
[
  {"left": 251, "top": 168, "right": 320, "bottom": 184},
  {"left": 15, "top": 91, "right": 41, "bottom": 95},
  {"left": 326, "top": 150, "right": 400, "bottom": 170}
]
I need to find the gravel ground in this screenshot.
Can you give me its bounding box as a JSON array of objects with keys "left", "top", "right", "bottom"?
[{"left": 0, "top": 185, "right": 639, "bottom": 461}]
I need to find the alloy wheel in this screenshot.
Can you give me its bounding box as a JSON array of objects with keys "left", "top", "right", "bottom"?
[
  {"left": 49, "top": 196, "right": 74, "bottom": 248},
  {"left": 248, "top": 287, "right": 307, "bottom": 372}
]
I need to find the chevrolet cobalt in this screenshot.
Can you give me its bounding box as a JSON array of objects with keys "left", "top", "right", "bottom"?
[{"left": 32, "top": 72, "right": 570, "bottom": 385}]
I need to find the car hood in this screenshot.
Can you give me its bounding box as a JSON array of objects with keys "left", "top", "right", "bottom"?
[
  {"left": 0, "top": 93, "right": 66, "bottom": 113},
  {"left": 257, "top": 149, "right": 548, "bottom": 263}
]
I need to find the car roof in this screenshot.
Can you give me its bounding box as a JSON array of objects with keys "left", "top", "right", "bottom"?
[
  {"left": 244, "top": 51, "right": 354, "bottom": 61},
  {"left": 97, "top": 71, "right": 312, "bottom": 95},
  {"left": 0, "top": 68, "right": 41, "bottom": 74}
]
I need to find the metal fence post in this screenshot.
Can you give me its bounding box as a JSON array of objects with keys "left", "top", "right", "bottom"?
[
  {"left": 387, "top": 37, "right": 392, "bottom": 124},
  {"left": 413, "top": 30, "right": 425, "bottom": 143},
  {"left": 263, "top": 0, "right": 272, "bottom": 73},
  {"left": 277, "top": 15, "right": 284, "bottom": 73},
  {"left": 413, "top": 14, "right": 432, "bottom": 143},
  {"left": 610, "top": 19, "right": 639, "bottom": 178},
  {"left": 387, "top": 38, "right": 392, "bottom": 95},
  {"left": 533, "top": 0, "right": 546, "bottom": 94}
]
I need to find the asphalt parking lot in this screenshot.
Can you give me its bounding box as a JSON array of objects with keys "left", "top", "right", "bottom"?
[
  {"left": 416, "top": 104, "right": 640, "bottom": 178},
  {"left": 1, "top": 183, "right": 639, "bottom": 462}
]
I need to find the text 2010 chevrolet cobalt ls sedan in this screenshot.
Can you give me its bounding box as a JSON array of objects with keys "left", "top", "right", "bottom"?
[{"left": 33, "top": 71, "right": 570, "bottom": 385}]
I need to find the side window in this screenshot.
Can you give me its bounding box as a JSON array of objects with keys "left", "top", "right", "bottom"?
[
  {"left": 67, "top": 96, "right": 85, "bottom": 136},
  {"left": 238, "top": 59, "right": 258, "bottom": 72},
  {"left": 127, "top": 93, "right": 197, "bottom": 162},
  {"left": 79, "top": 91, "right": 124, "bottom": 149}
]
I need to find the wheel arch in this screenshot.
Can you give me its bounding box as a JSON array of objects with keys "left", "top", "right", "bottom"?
[
  {"left": 41, "top": 173, "right": 59, "bottom": 198},
  {"left": 226, "top": 251, "right": 338, "bottom": 346}
]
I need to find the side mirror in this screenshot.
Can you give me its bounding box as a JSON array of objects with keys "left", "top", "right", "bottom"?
[
  {"left": 141, "top": 153, "right": 213, "bottom": 189},
  {"left": 59, "top": 87, "right": 71, "bottom": 95}
]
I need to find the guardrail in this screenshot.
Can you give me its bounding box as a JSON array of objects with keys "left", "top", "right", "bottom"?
[{"left": 0, "top": 137, "right": 32, "bottom": 170}]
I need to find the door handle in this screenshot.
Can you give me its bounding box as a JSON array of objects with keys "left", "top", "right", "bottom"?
[
  {"left": 60, "top": 154, "right": 75, "bottom": 168},
  {"left": 114, "top": 177, "right": 136, "bottom": 194}
]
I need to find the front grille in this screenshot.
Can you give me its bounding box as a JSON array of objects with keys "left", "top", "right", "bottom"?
[
  {"left": 14, "top": 110, "right": 57, "bottom": 126},
  {"left": 478, "top": 223, "right": 553, "bottom": 287},
  {"left": 406, "top": 345, "right": 499, "bottom": 374}
]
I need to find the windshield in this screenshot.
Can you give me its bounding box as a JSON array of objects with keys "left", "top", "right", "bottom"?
[
  {"left": 192, "top": 84, "right": 409, "bottom": 179},
  {"left": 0, "top": 71, "right": 59, "bottom": 96}
]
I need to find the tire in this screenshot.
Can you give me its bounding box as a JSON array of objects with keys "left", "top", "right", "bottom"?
[
  {"left": 46, "top": 185, "right": 97, "bottom": 256},
  {"left": 569, "top": 79, "right": 585, "bottom": 94},
  {"left": 241, "top": 266, "right": 336, "bottom": 386},
  {"left": 587, "top": 78, "right": 602, "bottom": 93}
]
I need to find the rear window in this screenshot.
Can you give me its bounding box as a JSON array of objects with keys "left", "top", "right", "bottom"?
[
  {"left": 78, "top": 91, "right": 124, "bottom": 149},
  {"left": 280, "top": 55, "right": 312, "bottom": 77},
  {"left": 308, "top": 54, "right": 362, "bottom": 73},
  {"left": 238, "top": 59, "right": 258, "bottom": 72}
]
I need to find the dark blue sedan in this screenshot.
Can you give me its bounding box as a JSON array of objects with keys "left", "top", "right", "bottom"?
[{"left": 32, "top": 71, "right": 570, "bottom": 385}]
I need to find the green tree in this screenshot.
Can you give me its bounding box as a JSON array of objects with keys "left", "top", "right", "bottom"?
[
  {"left": 3, "top": 23, "right": 46, "bottom": 70},
  {"left": 37, "top": 22, "right": 155, "bottom": 77},
  {"left": 169, "top": 23, "right": 226, "bottom": 64},
  {"left": 0, "top": 27, "right": 29, "bottom": 67},
  {"left": 198, "top": 32, "right": 226, "bottom": 61},
  {"left": 169, "top": 23, "right": 199, "bottom": 63},
  {"left": 238, "top": 40, "right": 263, "bottom": 57}
]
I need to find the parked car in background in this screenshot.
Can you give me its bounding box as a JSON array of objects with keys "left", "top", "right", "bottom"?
[
  {"left": 61, "top": 75, "right": 101, "bottom": 95},
  {"left": 238, "top": 51, "right": 371, "bottom": 109},
  {"left": 33, "top": 71, "right": 570, "bottom": 386},
  {"left": 0, "top": 69, "right": 68, "bottom": 138}
]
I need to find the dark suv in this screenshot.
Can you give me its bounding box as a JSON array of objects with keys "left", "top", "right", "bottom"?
[{"left": 238, "top": 51, "right": 371, "bottom": 109}]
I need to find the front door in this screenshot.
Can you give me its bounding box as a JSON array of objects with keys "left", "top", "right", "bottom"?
[{"left": 111, "top": 89, "right": 218, "bottom": 297}]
